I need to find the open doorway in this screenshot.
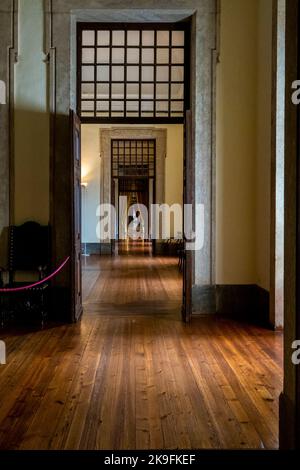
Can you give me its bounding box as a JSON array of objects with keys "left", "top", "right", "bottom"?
[
  {"left": 111, "top": 138, "right": 155, "bottom": 254},
  {"left": 75, "top": 21, "right": 191, "bottom": 321},
  {"left": 80, "top": 124, "right": 184, "bottom": 319}
]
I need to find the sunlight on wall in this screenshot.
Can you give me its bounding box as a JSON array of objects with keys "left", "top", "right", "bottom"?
[{"left": 216, "top": 0, "right": 272, "bottom": 288}]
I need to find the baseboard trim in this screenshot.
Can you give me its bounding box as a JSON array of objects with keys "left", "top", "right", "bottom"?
[
  {"left": 154, "top": 241, "right": 181, "bottom": 256},
  {"left": 81, "top": 243, "right": 111, "bottom": 255},
  {"left": 50, "top": 286, "right": 72, "bottom": 322},
  {"left": 216, "top": 284, "right": 270, "bottom": 328},
  {"left": 192, "top": 284, "right": 270, "bottom": 326},
  {"left": 192, "top": 285, "right": 216, "bottom": 315},
  {"left": 82, "top": 243, "right": 100, "bottom": 255},
  {"left": 279, "top": 392, "right": 297, "bottom": 449}
]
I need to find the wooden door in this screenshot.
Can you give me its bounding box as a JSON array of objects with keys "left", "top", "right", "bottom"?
[
  {"left": 279, "top": 0, "right": 300, "bottom": 449},
  {"left": 70, "top": 110, "right": 83, "bottom": 322},
  {"left": 111, "top": 178, "right": 116, "bottom": 255},
  {"left": 182, "top": 110, "right": 193, "bottom": 323}
]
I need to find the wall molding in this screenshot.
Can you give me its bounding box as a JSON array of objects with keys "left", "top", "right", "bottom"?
[{"left": 0, "top": 0, "right": 18, "bottom": 267}]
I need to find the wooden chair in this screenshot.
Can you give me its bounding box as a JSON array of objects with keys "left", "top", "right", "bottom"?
[{"left": 0, "top": 222, "right": 51, "bottom": 327}]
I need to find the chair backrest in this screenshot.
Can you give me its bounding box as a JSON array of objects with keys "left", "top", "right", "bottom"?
[{"left": 9, "top": 222, "right": 50, "bottom": 272}]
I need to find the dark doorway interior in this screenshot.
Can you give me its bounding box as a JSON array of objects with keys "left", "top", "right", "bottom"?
[
  {"left": 111, "top": 138, "right": 155, "bottom": 251},
  {"left": 118, "top": 178, "right": 149, "bottom": 237}
]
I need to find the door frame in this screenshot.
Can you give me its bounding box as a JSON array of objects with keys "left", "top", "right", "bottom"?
[
  {"left": 114, "top": 178, "right": 154, "bottom": 243},
  {"left": 70, "top": 110, "right": 83, "bottom": 322},
  {"left": 110, "top": 138, "right": 157, "bottom": 246},
  {"left": 74, "top": 21, "right": 194, "bottom": 323},
  {"left": 48, "top": 5, "right": 215, "bottom": 324},
  {"left": 279, "top": 0, "right": 300, "bottom": 449},
  {"left": 182, "top": 110, "right": 193, "bottom": 322}
]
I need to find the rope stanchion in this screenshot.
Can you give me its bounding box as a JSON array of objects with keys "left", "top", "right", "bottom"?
[{"left": 0, "top": 257, "right": 70, "bottom": 293}]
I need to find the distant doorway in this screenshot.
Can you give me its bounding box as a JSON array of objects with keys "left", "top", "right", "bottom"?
[
  {"left": 118, "top": 178, "right": 150, "bottom": 238},
  {"left": 76, "top": 20, "right": 192, "bottom": 322},
  {"left": 81, "top": 123, "right": 184, "bottom": 320},
  {"left": 111, "top": 138, "right": 155, "bottom": 248}
]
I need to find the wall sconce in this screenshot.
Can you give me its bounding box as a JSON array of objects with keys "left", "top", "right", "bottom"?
[{"left": 81, "top": 182, "right": 88, "bottom": 188}]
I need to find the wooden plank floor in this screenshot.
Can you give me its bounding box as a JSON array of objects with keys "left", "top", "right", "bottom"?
[{"left": 0, "top": 243, "right": 283, "bottom": 450}]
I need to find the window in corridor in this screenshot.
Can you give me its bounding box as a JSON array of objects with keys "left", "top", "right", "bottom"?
[
  {"left": 77, "top": 23, "right": 189, "bottom": 123},
  {"left": 111, "top": 139, "right": 155, "bottom": 178}
]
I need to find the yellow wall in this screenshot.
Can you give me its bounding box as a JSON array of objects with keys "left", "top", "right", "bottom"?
[
  {"left": 216, "top": 0, "right": 258, "bottom": 284},
  {"left": 256, "top": 0, "right": 272, "bottom": 291},
  {"left": 14, "top": 0, "right": 49, "bottom": 225},
  {"left": 81, "top": 124, "right": 183, "bottom": 243},
  {"left": 163, "top": 125, "right": 184, "bottom": 207},
  {"left": 81, "top": 126, "right": 102, "bottom": 243},
  {"left": 216, "top": 0, "right": 272, "bottom": 289}
]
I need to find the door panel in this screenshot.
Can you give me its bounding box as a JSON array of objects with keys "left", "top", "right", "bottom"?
[
  {"left": 70, "top": 110, "right": 83, "bottom": 322},
  {"left": 182, "top": 110, "right": 193, "bottom": 323},
  {"left": 111, "top": 178, "right": 116, "bottom": 255}
]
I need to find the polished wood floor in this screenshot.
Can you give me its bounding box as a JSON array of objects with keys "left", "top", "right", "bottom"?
[
  {"left": 0, "top": 243, "right": 283, "bottom": 450},
  {"left": 82, "top": 242, "right": 182, "bottom": 317}
]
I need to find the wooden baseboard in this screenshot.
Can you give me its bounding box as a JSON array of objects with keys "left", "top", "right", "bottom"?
[
  {"left": 192, "top": 284, "right": 270, "bottom": 327},
  {"left": 279, "top": 392, "right": 297, "bottom": 449},
  {"left": 216, "top": 284, "right": 271, "bottom": 328},
  {"left": 81, "top": 243, "right": 111, "bottom": 255},
  {"left": 192, "top": 285, "right": 216, "bottom": 315}
]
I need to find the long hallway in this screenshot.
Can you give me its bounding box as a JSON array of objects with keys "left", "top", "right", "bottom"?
[
  {"left": 0, "top": 247, "right": 283, "bottom": 450},
  {"left": 83, "top": 241, "right": 182, "bottom": 318}
]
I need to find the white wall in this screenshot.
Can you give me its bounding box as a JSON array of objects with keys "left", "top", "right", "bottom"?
[
  {"left": 14, "top": 0, "right": 49, "bottom": 224},
  {"left": 81, "top": 126, "right": 101, "bottom": 243},
  {"left": 81, "top": 124, "right": 183, "bottom": 243}
]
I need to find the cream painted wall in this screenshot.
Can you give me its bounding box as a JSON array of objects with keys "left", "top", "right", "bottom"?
[
  {"left": 81, "top": 124, "right": 183, "bottom": 243},
  {"left": 81, "top": 125, "right": 101, "bottom": 244},
  {"left": 216, "top": 0, "right": 272, "bottom": 289},
  {"left": 162, "top": 125, "right": 184, "bottom": 206},
  {"left": 14, "top": 0, "right": 49, "bottom": 225},
  {"left": 256, "top": 0, "right": 272, "bottom": 291},
  {"left": 216, "top": 0, "right": 258, "bottom": 285}
]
